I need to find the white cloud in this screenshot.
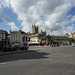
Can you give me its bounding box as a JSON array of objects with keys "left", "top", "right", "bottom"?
[
  {"left": 0, "top": 0, "right": 75, "bottom": 35},
  {"left": 6, "top": 22, "right": 19, "bottom": 31},
  {"left": 0, "top": 4, "right": 3, "bottom": 17},
  {"left": 0, "top": 0, "right": 10, "bottom": 8},
  {"left": 62, "top": 26, "right": 74, "bottom": 36},
  {"left": 0, "top": 16, "right": 19, "bottom": 31},
  {"left": 66, "top": 26, "right": 73, "bottom": 31},
  {"left": 71, "top": 15, "right": 75, "bottom": 23},
  {"left": 0, "top": 0, "right": 19, "bottom": 31},
  {"left": 1, "top": 20, "right": 19, "bottom": 31}
]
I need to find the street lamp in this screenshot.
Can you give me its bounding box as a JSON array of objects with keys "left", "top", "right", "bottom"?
[{"left": 1, "top": 37, "right": 3, "bottom": 51}]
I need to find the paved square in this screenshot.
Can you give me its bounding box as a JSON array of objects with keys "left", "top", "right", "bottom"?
[{"left": 0, "top": 46, "right": 75, "bottom": 75}]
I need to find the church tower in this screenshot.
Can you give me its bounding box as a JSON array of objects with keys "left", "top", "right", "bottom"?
[{"left": 32, "top": 24, "right": 38, "bottom": 34}]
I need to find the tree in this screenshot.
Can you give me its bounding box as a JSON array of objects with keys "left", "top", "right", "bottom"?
[{"left": 69, "top": 38, "right": 74, "bottom": 44}]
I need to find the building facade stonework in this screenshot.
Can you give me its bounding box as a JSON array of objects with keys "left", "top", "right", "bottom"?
[
  {"left": 71, "top": 32, "right": 75, "bottom": 39},
  {"left": 28, "top": 24, "right": 46, "bottom": 45},
  {"left": 0, "top": 30, "right": 8, "bottom": 50},
  {"left": 28, "top": 34, "right": 46, "bottom": 44},
  {"left": 71, "top": 32, "right": 75, "bottom": 43},
  {"left": 10, "top": 30, "right": 28, "bottom": 45},
  {"left": 52, "top": 35, "right": 69, "bottom": 44},
  {"left": 32, "top": 24, "right": 38, "bottom": 34},
  {"left": 0, "top": 30, "right": 8, "bottom": 42}
]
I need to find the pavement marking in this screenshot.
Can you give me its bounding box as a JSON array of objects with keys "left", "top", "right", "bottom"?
[
  {"left": 71, "top": 63, "right": 75, "bottom": 65},
  {"left": 0, "top": 62, "right": 11, "bottom": 65},
  {"left": 62, "top": 62, "right": 75, "bottom": 65},
  {"left": 42, "top": 58, "right": 52, "bottom": 61},
  {"left": 55, "top": 48, "right": 65, "bottom": 56}
]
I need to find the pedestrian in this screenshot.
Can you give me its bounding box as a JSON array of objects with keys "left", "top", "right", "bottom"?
[
  {"left": 54, "top": 43, "right": 55, "bottom": 47},
  {"left": 52, "top": 43, "right": 53, "bottom": 47}
]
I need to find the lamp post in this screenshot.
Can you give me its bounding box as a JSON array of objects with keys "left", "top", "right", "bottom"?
[{"left": 1, "top": 37, "right": 3, "bottom": 51}]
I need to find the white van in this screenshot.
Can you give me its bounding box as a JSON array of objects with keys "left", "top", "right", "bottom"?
[{"left": 72, "top": 43, "right": 75, "bottom": 47}]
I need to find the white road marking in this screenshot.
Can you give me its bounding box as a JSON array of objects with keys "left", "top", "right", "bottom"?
[
  {"left": 55, "top": 48, "right": 65, "bottom": 56},
  {"left": 0, "top": 62, "right": 11, "bottom": 65}
]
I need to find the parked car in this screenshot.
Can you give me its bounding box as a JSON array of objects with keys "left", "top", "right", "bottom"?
[
  {"left": 11, "top": 45, "right": 17, "bottom": 51},
  {"left": 63, "top": 43, "right": 68, "bottom": 46},
  {"left": 3, "top": 46, "right": 10, "bottom": 52},
  {"left": 19, "top": 43, "right": 29, "bottom": 50},
  {"left": 12, "top": 44, "right": 20, "bottom": 49},
  {"left": 3, "top": 45, "right": 17, "bottom": 52},
  {"left": 72, "top": 43, "right": 75, "bottom": 47}
]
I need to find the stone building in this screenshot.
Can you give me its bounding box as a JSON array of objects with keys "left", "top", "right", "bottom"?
[
  {"left": 46, "top": 33, "right": 69, "bottom": 45},
  {"left": 0, "top": 30, "right": 8, "bottom": 50},
  {"left": 28, "top": 34, "right": 46, "bottom": 45},
  {"left": 10, "top": 30, "right": 28, "bottom": 45},
  {"left": 7, "top": 34, "right": 10, "bottom": 46},
  {"left": 40, "top": 30, "right": 46, "bottom": 36},
  {"left": 52, "top": 35, "right": 69, "bottom": 44},
  {"left": 28, "top": 24, "right": 46, "bottom": 45},
  {"left": 32, "top": 24, "right": 38, "bottom": 34},
  {"left": 71, "top": 32, "right": 75, "bottom": 40},
  {"left": 71, "top": 32, "right": 75, "bottom": 43},
  {"left": 0, "top": 30, "right": 8, "bottom": 42}
]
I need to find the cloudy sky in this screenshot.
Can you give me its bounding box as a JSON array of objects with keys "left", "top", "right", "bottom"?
[{"left": 0, "top": 0, "right": 75, "bottom": 35}]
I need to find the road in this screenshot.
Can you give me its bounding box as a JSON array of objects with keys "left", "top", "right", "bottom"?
[{"left": 0, "top": 46, "right": 75, "bottom": 75}]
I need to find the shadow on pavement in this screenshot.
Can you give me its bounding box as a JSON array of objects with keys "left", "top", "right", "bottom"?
[{"left": 0, "top": 50, "right": 49, "bottom": 63}]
